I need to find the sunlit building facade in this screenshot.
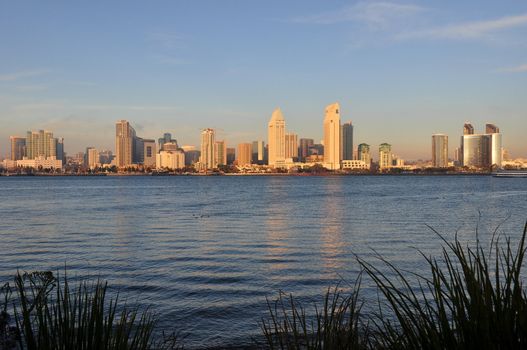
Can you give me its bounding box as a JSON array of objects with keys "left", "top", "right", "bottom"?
[
  {"left": 379, "top": 143, "right": 392, "bottom": 170},
  {"left": 10, "top": 136, "right": 26, "bottom": 161},
  {"left": 214, "top": 140, "right": 227, "bottom": 167},
  {"left": 200, "top": 128, "right": 215, "bottom": 169},
  {"left": 358, "top": 143, "right": 371, "bottom": 166},
  {"left": 237, "top": 143, "right": 252, "bottom": 166},
  {"left": 115, "top": 120, "right": 136, "bottom": 167},
  {"left": 432, "top": 134, "right": 448, "bottom": 168},
  {"left": 285, "top": 133, "right": 298, "bottom": 160},
  {"left": 341, "top": 121, "right": 353, "bottom": 160},
  {"left": 323, "top": 102, "right": 341, "bottom": 170},
  {"left": 267, "top": 108, "right": 286, "bottom": 167}
]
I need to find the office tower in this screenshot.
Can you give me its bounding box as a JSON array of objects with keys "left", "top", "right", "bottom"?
[
  {"left": 432, "top": 134, "right": 448, "bottom": 168},
  {"left": 323, "top": 102, "right": 341, "bottom": 170},
  {"left": 200, "top": 128, "right": 215, "bottom": 169},
  {"left": 357, "top": 143, "right": 371, "bottom": 165},
  {"left": 285, "top": 133, "right": 298, "bottom": 160},
  {"left": 133, "top": 137, "right": 144, "bottom": 164},
  {"left": 98, "top": 150, "right": 113, "bottom": 164},
  {"left": 143, "top": 139, "right": 157, "bottom": 167},
  {"left": 56, "top": 138, "right": 65, "bottom": 165},
  {"left": 10, "top": 136, "right": 26, "bottom": 161},
  {"left": 463, "top": 123, "right": 474, "bottom": 135},
  {"left": 226, "top": 148, "right": 236, "bottom": 165},
  {"left": 299, "top": 138, "right": 314, "bottom": 162},
  {"left": 341, "top": 121, "right": 354, "bottom": 160},
  {"left": 115, "top": 120, "right": 136, "bottom": 167},
  {"left": 251, "top": 141, "right": 265, "bottom": 163},
  {"left": 237, "top": 143, "right": 252, "bottom": 166},
  {"left": 25, "top": 130, "right": 56, "bottom": 159},
  {"left": 85, "top": 147, "right": 98, "bottom": 168},
  {"left": 185, "top": 150, "right": 201, "bottom": 166},
  {"left": 214, "top": 140, "right": 227, "bottom": 167},
  {"left": 379, "top": 143, "right": 392, "bottom": 169},
  {"left": 268, "top": 108, "right": 286, "bottom": 167},
  {"left": 157, "top": 149, "right": 185, "bottom": 170},
  {"left": 486, "top": 123, "right": 502, "bottom": 167},
  {"left": 159, "top": 133, "right": 178, "bottom": 151}
]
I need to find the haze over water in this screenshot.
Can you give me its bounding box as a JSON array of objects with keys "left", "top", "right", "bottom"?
[{"left": 1, "top": 176, "right": 526, "bottom": 347}]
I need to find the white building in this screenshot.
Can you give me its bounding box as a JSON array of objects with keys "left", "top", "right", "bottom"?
[
  {"left": 341, "top": 160, "right": 370, "bottom": 170},
  {"left": 16, "top": 156, "right": 63, "bottom": 169},
  {"left": 200, "top": 128, "right": 215, "bottom": 169},
  {"left": 323, "top": 103, "right": 341, "bottom": 170},
  {"left": 156, "top": 150, "right": 185, "bottom": 170},
  {"left": 268, "top": 108, "right": 286, "bottom": 167}
]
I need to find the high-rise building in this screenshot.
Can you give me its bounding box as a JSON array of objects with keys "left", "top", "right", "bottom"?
[
  {"left": 25, "top": 130, "right": 56, "bottom": 159},
  {"left": 10, "top": 136, "right": 26, "bottom": 161},
  {"left": 285, "top": 133, "right": 298, "bottom": 160},
  {"left": 159, "top": 133, "right": 178, "bottom": 151},
  {"left": 98, "top": 150, "right": 113, "bottom": 164},
  {"left": 237, "top": 143, "right": 252, "bottom": 166},
  {"left": 461, "top": 123, "right": 502, "bottom": 168},
  {"left": 214, "top": 140, "right": 227, "bottom": 167},
  {"left": 299, "top": 138, "right": 314, "bottom": 162},
  {"left": 432, "top": 134, "right": 448, "bottom": 168},
  {"left": 157, "top": 149, "right": 185, "bottom": 170},
  {"left": 115, "top": 120, "right": 136, "bottom": 167},
  {"left": 341, "top": 121, "right": 354, "bottom": 160},
  {"left": 379, "top": 143, "right": 392, "bottom": 169},
  {"left": 252, "top": 141, "right": 265, "bottom": 164},
  {"left": 200, "top": 128, "right": 215, "bottom": 169},
  {"left": 56, "top": 138, "right": 65, "bottom": 165},
  {"left": 463, "top": 123, "right": 474, "bottom": 135},
  {"left": 268, "top": 108, "right": 286, "bottom": 167},
  {"left": 143, "top": 139, "right": 157, "bottom": 167},
  {"left": 323, "top": 103, "right": 341, "bottom": 170},
  {"left": 226, "top": 148, "right": 236, "bottom": 165},
  {"left": 357, "top": 143, "right": 371, "bottom": 165},
  {"left": 85, "top": 147, "right": 99, "bottom": 168}
]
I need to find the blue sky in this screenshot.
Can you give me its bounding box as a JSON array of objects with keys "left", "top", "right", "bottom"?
[{"left": 0, "top": 0, "right": 526, "bottom": 160}]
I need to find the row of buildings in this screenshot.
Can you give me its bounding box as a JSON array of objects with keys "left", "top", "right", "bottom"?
[{"left": 6, "top": 130, "right": 65, "bottom": 169}]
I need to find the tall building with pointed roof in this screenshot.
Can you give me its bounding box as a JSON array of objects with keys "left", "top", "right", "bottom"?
[{"left": 267, "top": 108, "right": 286, "bottom": 167}]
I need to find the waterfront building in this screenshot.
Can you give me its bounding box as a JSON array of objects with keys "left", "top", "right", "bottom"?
[
  {"left": 159, "top": 133, "right": 178, "bottom": 150},
  {"left": 341, "top": 121, "right": 354, "bottom": 160},
  {"left": 299, "top": 138, "right": 314, "bottom": 162},
  {"left": 323, "top": 103, "right": 341, "bottom": 170},
  {"left": 379, "top": 143, "right": 392, "bottom": 170},
  {"left": 98, "top": 150, "right": 114, "bottom": 164},
  {"left": 285, "top": 133, "right": 298, "bottom": 160},
  {"left": 268, "top": 108, "right": 286, "bottom": 167},
  {"left": 252, "top": 141, "right": 265, "bottom": 164},
  {"left": 432, "top": 134, "right": 449, "bottom": 168},
  {"left": 214, "top": 140, "right": 227, "bottom": 167},
  {"left": 115, "top": 120, "right": 136, "bottom": 167},
  {"left": 463, "top": 123, "right": 474, "bottom": 135},
  {"left": 185, "top": 150, "right": 201, "bottom": 166},
  {"left": 10, "top": 136, "right": 26, "bottom": 161},
  {"left": 156, "top": 149, "right": 185, "bottom": 170},
  {"left": 25, "top": 130, "right": 56, "bottom": 159},
  {"left": 200, "top": 128, "right": 215, "bottom": 169},
  {"left": 85, "top": 147, "right": 99, "bottom": 169},
  {"left": 460, "top": 123, "right": 502, "bottom": 168},
  {"left": 226, "top": 147, "right": 236, "bottom": 165},
  {"left": 143, "top": 139, "right": 157, "bottom": 167},
  {"left": 237, "top": 143, "right": 252, "bottom": 166},
  {"left": 342, "top": 159, "right": 369, "bottom": 170},
  {"left": 17, "top": 156, "right": 62, "bottom": 169},
  {"left": 358, "top": 143, "right": 371, "bottom": 166},
  {"left": 56, "top": 138, "right": 65, "bottom": 165}
]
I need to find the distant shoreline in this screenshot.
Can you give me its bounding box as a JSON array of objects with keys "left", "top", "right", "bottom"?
[{"left": 0, "top": 172, "right": 494, "bottom": 177}]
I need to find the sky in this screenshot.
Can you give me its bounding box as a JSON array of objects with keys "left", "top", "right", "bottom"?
[{"left": 0, "top": 0, "right": 526, "bottom": 160}]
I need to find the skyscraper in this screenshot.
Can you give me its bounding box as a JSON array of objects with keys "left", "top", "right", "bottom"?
[
  {"left": 200, "top": 128, "right": 215, "bottom": 169},
  {"left": 299, "top": 138, "right": 314, "bottom": 162},
  {"left": 237, "top": 143, "right": 252, "bottom": 166},
  {"left": 285, "top": 133, "right": 298, "bottom": 160},
  {"left": 267, "top": 108, "right": 286, "bottom": 167},
  {"left": 461, "top": 123, "right": 502, "bottom": 168},
  {"left": 226, "top": 147, "right": 236, "bottom": 165},
  {"left": 115, "top": 120, "right": 135, "bottom": 167},
  {"left": 379, "top": 143, "right": 392, "bottom": 169},
  {"left": 252, "top": 141, "right": 265, "bottom": 163},
  {"left": 486, "top": 123, "right": 502, "bottom": 167},
  {"left": 56, "top": 138, "right": 65, "bottom": 165},
  {"left": 323, "top": 102, "right": 341, "bottom": 170},
  {"left": 214, "top": 140, "right": 227, "bottom": 167},
  {"left": 159, "top": 133, "right": 178, "bottom": 150},
  {"left": 341, "top": 121, "right": 353, "bottom": 160},
  {"left": 463, "top": 123, "right": 474, "bottom": 135},
  {"left": 358, "top": 143, "right": 371, "bottom": 165},
  {"left": 432, "top": 134, "right": 448, "bottom": 168},
  {"left": 85, "top": 147, "right": 99, "bottom": 168},
  {"left": 10, "top": 136, "right": 26, "bottom": 161},
  {"left": 25, "top": 130, "right": 56, "bottom": 159},
  {"left": 142, "top": 139, "right": 157, "bottom": 167}
]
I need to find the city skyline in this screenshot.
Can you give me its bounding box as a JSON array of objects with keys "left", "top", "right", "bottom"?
[{"left": 1, "top": 1, "right": 526, "bottom": 159}]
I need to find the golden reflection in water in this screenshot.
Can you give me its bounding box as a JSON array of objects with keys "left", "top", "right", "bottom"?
[{"left": 320, "top": 178, "right": 346, "bottom": 271}]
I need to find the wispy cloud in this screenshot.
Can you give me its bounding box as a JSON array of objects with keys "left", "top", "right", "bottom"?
[
  {"left": 291, "top": 2, "right": 425, "bottom": 27},
  {"left": 497, "top": 63, "right": 527, "bottom": 73},
  {"left": 148, "top": 31, "right": 186, "bottom": 49},
  {"left": 0, "top": 69, "right": 50, "bottom": 82},
  {"left": 399, "top": 13, "right": 527, "bottom": 40}
]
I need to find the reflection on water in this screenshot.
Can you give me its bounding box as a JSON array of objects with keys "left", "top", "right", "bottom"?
[{"left": 0, "top": 175, "right": 526, "bottom": 348}]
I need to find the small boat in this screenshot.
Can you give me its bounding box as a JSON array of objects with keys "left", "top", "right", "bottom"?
[{"left": 493, "top": 170, "right": 527, "bottom": 178}]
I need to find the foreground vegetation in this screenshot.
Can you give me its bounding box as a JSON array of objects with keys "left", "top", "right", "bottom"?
[{"left": 2, "top": 223, "right": 526, "bottom": 349}]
